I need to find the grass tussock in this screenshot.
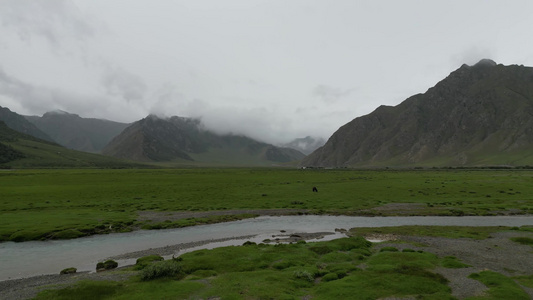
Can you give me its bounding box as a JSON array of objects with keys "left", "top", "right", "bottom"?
[{"left": 469, "top": 271, "right": 530, "bottom": 299}]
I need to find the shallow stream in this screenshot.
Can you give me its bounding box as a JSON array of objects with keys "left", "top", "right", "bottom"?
[{"left": 2, "top": 215, "right": 533, "bottom": 281}]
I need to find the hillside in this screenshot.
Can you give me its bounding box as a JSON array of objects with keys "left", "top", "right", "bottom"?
[
  {"left": 0, "top": 121, "right": 143, "bottom": 168},
  {"left": 102, "top": 115, "right": 306, "bottom": 165},
  {"left": 25, "top": 110, "right": 130, "bottom": 153},
  {"left": 302, "top": 59, "right": 533, "bottom": 168},
  {"left": 0, "top": 106, "right": 55, "bottom": 142}
]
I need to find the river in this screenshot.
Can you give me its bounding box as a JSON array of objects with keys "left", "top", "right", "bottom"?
[{"left": 1, "top": 215, "right": 533, "bottom": 281}]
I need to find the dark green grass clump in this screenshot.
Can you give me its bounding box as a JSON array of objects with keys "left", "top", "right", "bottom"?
[
  {"left": 135, "top": 255, "right": 164, "bottom": 270},
  {"left": 140, "top": 259, "right": 183, "bottom": 281},
  {"left": 469, "top": 271, "right": 530, "bottom": 299},
  {"left": 96, "top": 260, "right": 118, "bottom": 271},
  {"left": 510, "top": 237, "right": 533, "bottom": 246},
  {"left": 441, "top": 256, "right": 470, "bottom": 268},
  {"left": 59, "top": 267, "right": 77, "bottom": 275}
]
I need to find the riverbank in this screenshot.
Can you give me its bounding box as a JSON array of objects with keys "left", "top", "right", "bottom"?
[
  {"left": 0, "top": 231, "right": 336, "bottom": 300},
  {"left": 3, "top": 228, "right": 533, "bottom": 299}
]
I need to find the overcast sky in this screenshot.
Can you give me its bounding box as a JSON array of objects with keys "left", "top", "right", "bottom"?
[{"left": 1, "top": 0, "right": 533, "bottom": 144}]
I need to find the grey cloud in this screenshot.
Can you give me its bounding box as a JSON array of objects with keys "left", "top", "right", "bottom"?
[
  {"left": 451, "top": 47, "right": 495, "bottom": 68},
  {"left": 0, "top": 0, "right": 94, "bottom": 45},
  {"left": 164, "top": 99, "right": 294, "bottom": 144},
  {"left": 148, "top": 84, "right": 185, "bottom": 118},
  {"left": 312, "top": 85, "right": 354, "bottom": 103},
  {"left": 101, "top": 66, "right": 147, "bottom": 102},
  {"left": 0, "top": 67, "right": 51, "bottom": 113},
  {"left": 0, "top": 67, "right": 141, "bottom": 121}
]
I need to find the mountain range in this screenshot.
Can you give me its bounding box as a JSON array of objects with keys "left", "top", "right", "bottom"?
[
  {"left": 0, "top": 120, "right": 140, "bottom": 168},
  {"left": 102, "top": 115, "right": 306, "bottom": 165},
  {"left": 0, "top": 106, "right": 306, "bottom": 166},
  {"left": 25, "top": 110, "right": 129, "bottom": 153},
  {"left": 0, "top": 107, "right": 54, "bottom": 143},
  {"left": 302, "top": 59, "right": 533, "bottom": 167},
  {"left": 3, "top": 59, "right": 533, "bottom": 168}
]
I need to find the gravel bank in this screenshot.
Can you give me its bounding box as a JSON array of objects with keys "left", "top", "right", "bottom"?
[
  {"left": 372, "top": 231, "right": 533, "bottom": 298},
  {"left": 109, "top": 235, "right": 256, "bottom": 260}
]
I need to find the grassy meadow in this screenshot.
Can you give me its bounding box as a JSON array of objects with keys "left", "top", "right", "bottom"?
[
  {"left": 35, "top": 237, "right": 458, "bottom": 300},
  {"left": 2, "top": 168, "right": 533, "bottom": 242},
  {"left": 34, "top": 233, "right": 533, "bottom": 300}
]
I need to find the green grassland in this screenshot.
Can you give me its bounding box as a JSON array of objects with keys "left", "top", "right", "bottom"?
[
  {"left": 33, "top": 227, "right": 533, "bottom": 299},
  {"left": 34, "top": 234, "right": 533, "bottom": 299},
  {"left": 1, "top": 135, "right": 145, "bottom": 169},
  {"left": 2, "top": 168, "right": 533, "bottom": 242},
  {"left": 35, "top": 236, "right": 457, "bottom": 299}
]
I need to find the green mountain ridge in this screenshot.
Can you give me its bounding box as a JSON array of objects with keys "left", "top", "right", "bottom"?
[
  {"left": 0, "top": 121, "right": 143, "bottom": 168},
  {"left": 25, "top": 110, "right": 130, "bottom": 153},
  {"left": 301, "top": 59, "right": 533, "bottom": 168},
  {"left": 0, "top": 106, "right": 55, "bottom": 143}
]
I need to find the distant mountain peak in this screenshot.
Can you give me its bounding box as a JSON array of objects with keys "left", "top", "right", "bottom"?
[
  {"left": 472, "top": 58, "right": 497, "bottom": 67},
  {"left": 43, "top": 110, "right": 79, "bottom": 118},
  {"left": 282, "top": 136, "right": 325, "bottom": 155},
  {"left": 49, "top": 109, "right": 70, "bottom": 115}
]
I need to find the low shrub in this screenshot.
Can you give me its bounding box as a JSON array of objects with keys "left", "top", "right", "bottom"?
[
  {"left": 60, "top": 267, "right": 77, "bottom": 274},
  {"left": 140, "top": 259, "right": 183, "bottom": 281},
  {"left": 135, "top": 255, "right": 164, "bottom": 270},
  {"left": 97, "top": 260, "right": 118, "bottom": 271},
  {"left": 293, "top": 270, "right": 314, "bottom": 282},
  {"left": 104, "top": 260, "right": 118, "bottom": 269}
]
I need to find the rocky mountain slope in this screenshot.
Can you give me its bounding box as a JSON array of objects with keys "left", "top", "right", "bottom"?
[
  {"left": 25, "top": 110, "right": 129, "bottom": 153},
  {"left": 302, "top": 59, "right": 533, "bottom": 167},
  {"left": 0, "top": 106, "right": 55, "bottom": 142},
  {"left": 102, "top": 115, "right": 305, "bottom": 165}
]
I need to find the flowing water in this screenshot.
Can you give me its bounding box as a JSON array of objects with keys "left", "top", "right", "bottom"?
[{"left": 1, "top": 215, "right": 533, "bottom": 281}]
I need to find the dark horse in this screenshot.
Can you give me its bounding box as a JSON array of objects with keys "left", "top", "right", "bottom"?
[{"left": 312, "top": 186, "right": 318, "bottom": 192}]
